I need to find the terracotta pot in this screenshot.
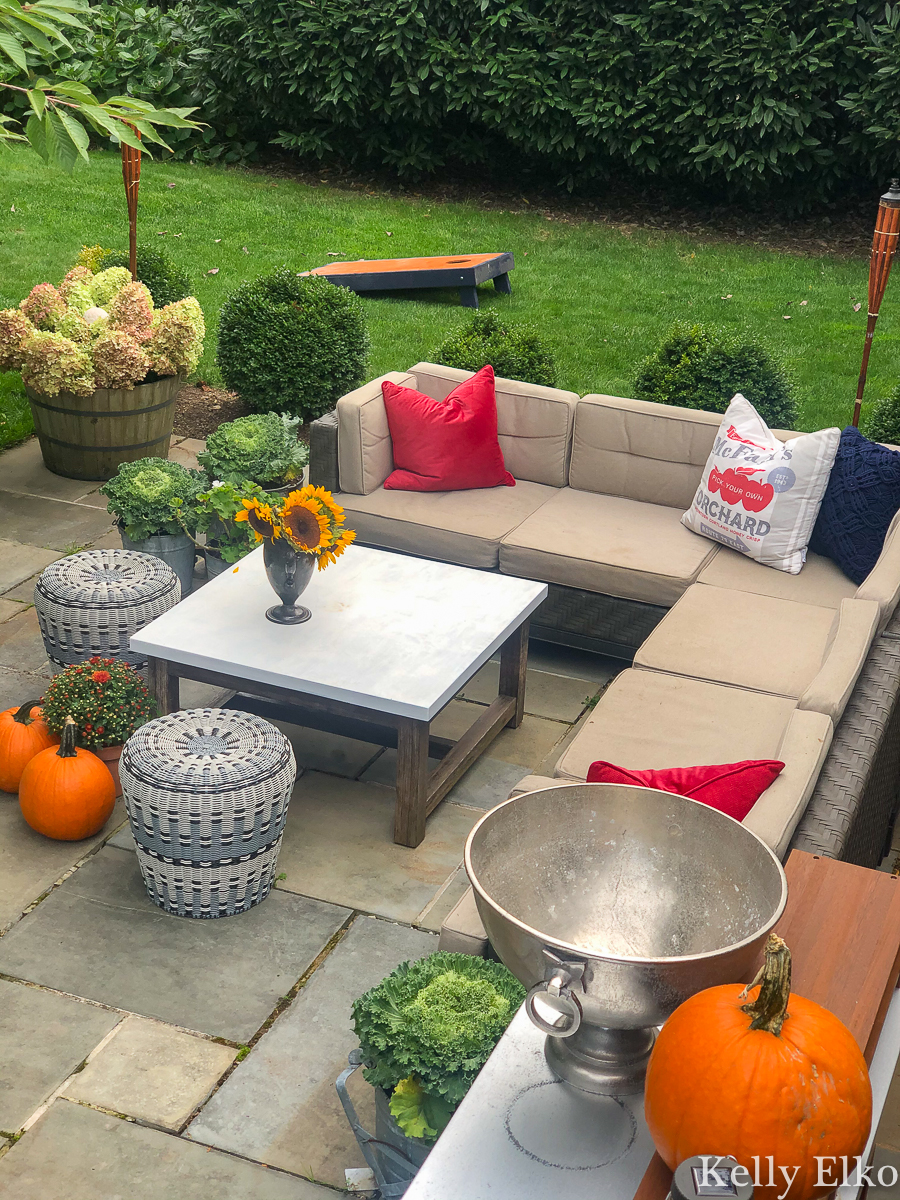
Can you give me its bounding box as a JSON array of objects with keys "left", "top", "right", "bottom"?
[{"left": 94, "top": 744, "right": 124, "bottom": 798}]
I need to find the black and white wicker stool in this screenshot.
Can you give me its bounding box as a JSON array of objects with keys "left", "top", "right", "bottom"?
[
  {"left": 120, "top": 708, "right": 297, "bottom": 918},
  {"left": 34, "top": 549, "right": 180, "bottom": 673}
]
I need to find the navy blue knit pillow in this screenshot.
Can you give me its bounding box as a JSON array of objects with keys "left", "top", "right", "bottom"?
[{"left": 809, "top": 426, "right": 900, "bottom": 585}]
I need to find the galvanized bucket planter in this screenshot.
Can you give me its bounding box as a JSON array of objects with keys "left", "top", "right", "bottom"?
[
  {"left": 27, "top": 374, "right": 183, "bottom": 481},
  {"left": 119, "top": 527, "right": 197, "bottom": 598}
]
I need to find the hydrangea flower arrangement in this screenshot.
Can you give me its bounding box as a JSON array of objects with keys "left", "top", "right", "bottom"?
[{"left": 0, "top": 263, "right": 205, "bottom": 397}]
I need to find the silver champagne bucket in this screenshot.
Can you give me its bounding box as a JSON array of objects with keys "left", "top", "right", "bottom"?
[{"left": 465, "top": 783, "right": 787, "bottom": 1095}]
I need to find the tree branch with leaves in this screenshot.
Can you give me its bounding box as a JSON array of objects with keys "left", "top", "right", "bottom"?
[{"left": 0, "top": 0, "right": 201, "bottom": 170}]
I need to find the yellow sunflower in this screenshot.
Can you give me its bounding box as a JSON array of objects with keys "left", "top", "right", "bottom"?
[
  {"left": 316, "top": 526, "right": 356, "bottom": 569},
  {"left": 234, "top": 498, "right": 280, "bottom": 541},
  {"left": 303, "top": 484, "right": 345, "bottom": 523},
  {"left": 282, "top": 492, "right": 331, "bottom": 552}
]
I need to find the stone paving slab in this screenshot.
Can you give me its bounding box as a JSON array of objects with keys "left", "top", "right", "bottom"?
[
  {"left": 0, "top": 666, "right": 50, "bottom": 714},
  {"left": 416, "top": 865, "right": 470, "bottom": 933},
  {"left": 460, "top": 661, "right": 597, "bottom": 722},
  {"left": 188, "top": 915, "right": 436, "bottom": 1187},
  {"left": 63, "top": 1015, "right": 236, "bottom": 1131},
  {"left": 277, "top": 772, "right": 476, "bottom": 922},
  {"left": 0, "top": 796, "right": 124, "bottom": 934},
  {"left": 431, "top": 700, "right": 569, "bottom": 768},
  {"left": 359, "top": 746, "right": 441, "bottom": 785},
  {"left": 0, "top": 492, "right": 114, "bottom": 552},
  {"left": 0, "top": 1099, "right": 334, "bottom": 1199},
  {"left": 268, "top": 718, "right": 381, "bottom": 778},
  {"left": 444, "top": 754, "right": 531, "bottom": 810},
  {"left": 0, "top": 599, "right": 23, "bottom": 623},
  {"left": 0, "top": 978, "right": 120, "bottom": 1133},
  {"left": 168, "top": 438, "right": 205, "bottom": 471},
  {"left": 0, "top": 607, "right": 50, "bottom": 673},
  {"left": 0, "top": 847, "right": 351, "bottom": 1042},
  {"left": 0, "top": 439, "right": 105, "bottom": 506},
  {"left": 0, "top": 540, "right": 58, "bottom": 593}
]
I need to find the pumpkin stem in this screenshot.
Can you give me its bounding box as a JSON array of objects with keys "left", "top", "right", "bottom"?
[
  {"left": 12, "top": 700, "right": 41, "bottom": 725},
  {"left": 57, "top": 716, "right": 79, "bottom": 759},
  {"left": 739, "top": 932, "right": 791, "bottom": 1035}
]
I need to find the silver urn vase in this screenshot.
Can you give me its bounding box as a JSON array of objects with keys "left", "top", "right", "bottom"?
[{"left": 263, "top": 539, "right": 315, "bottom": 625}]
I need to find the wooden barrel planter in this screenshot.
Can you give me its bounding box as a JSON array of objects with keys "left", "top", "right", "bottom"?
[{"left": 26, "top": 375, "right": 183, "bottom": 481}]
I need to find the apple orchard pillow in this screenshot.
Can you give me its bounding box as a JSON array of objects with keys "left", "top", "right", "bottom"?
[
  {"left": 682, "top": 394, "right": 839, "bottom": 574},
  {"left": 586, "top": 759, "right": 785, "bottom": 822},
  {"left": 381, "top": 365, "right": 515, "bottom": 492}
]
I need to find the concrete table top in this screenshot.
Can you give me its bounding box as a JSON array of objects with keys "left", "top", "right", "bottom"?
[{"left": 131, "top": 545, "right": 547, "bottom": 721}]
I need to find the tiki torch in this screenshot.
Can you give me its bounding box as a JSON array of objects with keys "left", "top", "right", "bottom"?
[
  {"left": 121, "top": 128, "right": 142, "bottom": 282},
  {"left": 853, "top": 178, "right": 900, "bottom": 427}
]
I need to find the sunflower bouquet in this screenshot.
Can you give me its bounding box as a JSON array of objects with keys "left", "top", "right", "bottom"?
[{"left": 234, "top": 486, "right": 355, "bottom": 569}]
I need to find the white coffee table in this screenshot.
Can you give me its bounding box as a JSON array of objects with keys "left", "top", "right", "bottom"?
[{"left": 130, "top": 544, "right": 547, "bottom": 847}]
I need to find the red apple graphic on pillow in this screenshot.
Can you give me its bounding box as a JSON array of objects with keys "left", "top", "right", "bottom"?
[{"left": 708, "top": 466, "right": 774, "bottom": 512}]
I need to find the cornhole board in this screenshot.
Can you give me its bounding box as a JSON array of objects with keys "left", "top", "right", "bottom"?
[{"left": 304, "top": 252, "right": 514, "bottom": 308}]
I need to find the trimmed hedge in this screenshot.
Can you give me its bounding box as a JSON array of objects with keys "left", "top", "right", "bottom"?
[
  {"left": 435, "top": 310, "right": 557, "bottom": 387},
  {"left": 216, "top": 270, "right": 369, "bottom": 421},
  {"left": 185, "top": 0, "right": 900, "bottom": 199}
]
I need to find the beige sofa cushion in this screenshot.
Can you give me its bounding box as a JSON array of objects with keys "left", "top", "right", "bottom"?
[
  {"left": 698, "top": 546, "right": 855, "bottom": 608},
  {"left": 552, "top": 668, "right": 832, "bottom": 858},
  {"left": 499, "top": 487, "right": 717, "bottom": 606},
  {"left": 569, "top": 394, "right": 721, "bottom": 508},
  {"left": 408, "top": 362, "right": 577, "bottom": 487},
  {"left": 856, "top": 510, "right": 900, "bottom": 633},
  {"left": 337, "top": 371, "right": 416, "bottom": 495},
  {"left": 338, "top": 480, "right": 557, "bottom": 569},
  {"left": 636, "top": 587, "right": 878, "bottom": 719}
]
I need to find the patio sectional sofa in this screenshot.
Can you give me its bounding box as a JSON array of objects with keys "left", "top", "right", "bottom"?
[{"left": 309, "top": 363, "right": 900, "bottom": 875}]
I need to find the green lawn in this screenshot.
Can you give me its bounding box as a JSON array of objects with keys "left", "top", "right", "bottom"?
[{"left": 1, "top": 148, "right": 897, "bottom": 434}]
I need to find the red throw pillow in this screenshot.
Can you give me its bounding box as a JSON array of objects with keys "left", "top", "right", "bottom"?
[
  {"left": 585, "top": 759, "right": 784, "bottom": 822},
  {"left": 381, "top": 364, "right": 515, "bottom": 492}
]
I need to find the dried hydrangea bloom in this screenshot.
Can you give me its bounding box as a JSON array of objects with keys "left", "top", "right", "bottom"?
[
  {"left": 58, "top": 265, "right": 94, "bottom": 305},
  {"left": 91, "top": 267, "right": 134, "bottom": 309},
  {"left": 19, "top": 330, "right": 95, "bottom": 397},
  {"left": 63, "top": 279, "right": 96, "bottom": 316},
  {"left": 148, "top": 297, "right": 205, "bottom": 376},
  {"left": 55, "top": 310, "right": 93, "bottom": 345},
  {"left": 19, "top": 283, "right": 66, "bottom": 330},
  {"left": 92, "top": 330, "right": 150, "bottom": 390},
  {"left": 0, "top": 307, "right": 32, "bottom": 371},
  {"left": 108, "top": 281, "right": 154, "bottom": 343}
]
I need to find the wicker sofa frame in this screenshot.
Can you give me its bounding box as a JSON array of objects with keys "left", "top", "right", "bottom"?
[{"left": 310, "top": 412, "right": 900, "bottom": 868}]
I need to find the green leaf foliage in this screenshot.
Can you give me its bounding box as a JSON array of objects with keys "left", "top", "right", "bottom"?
[
  {"left": 100, "top": 456, "right": 206, "bottom": 540},
  {"left": 435, "top": 309, "right": 557, "bottom": 388},
  {"left": 352, "top": 951, "right": 525, "bottom": 1129},
  {"left": 865, "top": 385, "right": 900, "bottom": 445},
  {"left": 216, "top": 270, "right": 369, "bottom": 421},
  {"left": 197, "top": 412, "right": 309, "bottom": 487},
  {"left": 183, "top": 0, "right": 900, "bottom": 202},
  {"left": 389, "top": 1076, "right": 455, "bottom": 1142},
  {"left": 94, "top": 246, "right": 192, "bottom": 308},
  {"left": 633, "top": 323, "right": 798, "bottom": 429}
]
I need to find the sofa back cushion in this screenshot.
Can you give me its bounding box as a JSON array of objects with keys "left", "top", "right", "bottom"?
[
  {"left": 408, "top": 362, "right": 577, "bottom": 488},
  {"left": 337, "top": 371, "right": 416, "bottom": 495},
  {"left": 856, "top": 508, "right": 900, "bottom": 633}
]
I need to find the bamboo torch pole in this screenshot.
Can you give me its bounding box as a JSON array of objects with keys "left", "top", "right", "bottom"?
[
  {"left": 121, "top": 129, "right": 142, "bottom": 282},
  {"left": 853, "top": 178, "right": 900, "bottom": 428}
]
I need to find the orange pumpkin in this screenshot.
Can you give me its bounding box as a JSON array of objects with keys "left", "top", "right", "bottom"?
[
  {"left": 644, "top": 934, "right": 872, "bottom": 1200},
  {"left": 0, "top": 700, "right": 59, "bottom": 793},
  {"left": 19, "top": 717, "right": 116, "bottom": 841}
]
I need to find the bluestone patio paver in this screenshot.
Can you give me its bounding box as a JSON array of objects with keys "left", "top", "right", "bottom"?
[
  {"left": 359, "top": 746, "right": 441, "bottom": 785},
  {"left": 268, "top": 718, "right": 381, "bottom": 777},
  {"left": 0, "top": 439, "right": 105, "bottom": 505},
  {"left": 0, "top": 607, "right": 50, "bottom": 673},
  {"left": 167, "top": 437, "right": 205, "bottom": 471},
  {"left": 0, "top": 978, "right": 120, "bottom": 1132},
  {"left": 525, "top": 641, "right": 620, "bottom": 685},
  {"left": 0, "top": 491, "right": 114, "bottom": 551},
  {"left": 443, "top": 754, "right": 532, "bottom": 810},
  {"left": 416, "top": 865, "right": 470, "bottom": 932},
  {"left": 63, "top": 1015, "right": 236, "bottom": 1131},
  {"left": 0, "top": 796, "right": 125, "bottom": 933},
  {"left": 0, "top": 539, "right": 58, "bottom": 593},
  {"left": 431, "top": 700, "right": 569, "bottom": 767},
  {"left": 0, "top": 666, "right": 49, "bottom": 713},
  {"left": 460, "top": 660, "right": 597, "bottom": 722},
  {"left": 0, "top": 847, "right": 351, "bottom": 1041},
  {"left": 0, "top": 1099, "right": 334, "bottom": 1199},
  {"left": 0, "top": 599, "right": 23, "bottom": 623},
  {"left": 276, "top": 772, "right": 477, "bottom": 921},
  {"left": 188, "top": 914, "right": 436, "bottom": 1187}
]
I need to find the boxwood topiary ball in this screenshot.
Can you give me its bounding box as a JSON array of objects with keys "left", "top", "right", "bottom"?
[
  {"left": 95, "top": 247, "right": 192, "bottom": 309},
  {"left": 216, "top": 269, "right": 369, "bottom": 421}
]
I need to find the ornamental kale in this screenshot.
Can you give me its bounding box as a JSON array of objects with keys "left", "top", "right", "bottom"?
[
  {"left": 100, "top": 457, "right": 206, "bottom": 540},
  {"left": 198, "top": 412, "right": 309, "bottom": 487},
  {"left": 352, "top": 952, "right": 524, "bottom": 1143}
]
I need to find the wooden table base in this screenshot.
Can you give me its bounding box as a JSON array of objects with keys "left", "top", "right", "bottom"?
[{"left": 146, "top": 619, "right": 531, "bottom": 849}]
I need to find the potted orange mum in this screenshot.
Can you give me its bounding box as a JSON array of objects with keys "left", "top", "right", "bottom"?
[{"left": 234, "top": 486, "right": 355, "bottom": 625}]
